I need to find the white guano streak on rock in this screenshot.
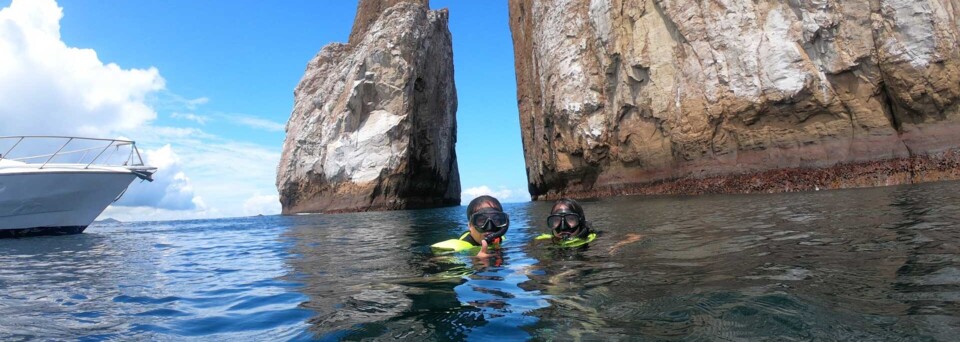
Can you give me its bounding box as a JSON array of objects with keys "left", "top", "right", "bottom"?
[
  {"left": 710, "top": 0, "right": 763, "bottom": 101},
  {"left": 584, "top": 0, "right": 613, "bottom": 145},
  {"left": 322, "top": 109, "right": 404, "bottom": 183},
  {"left": 882, "top": 0, "right": 936, "bottom": 68},
  {"left": 534, "top": 0, "right": 600, "bottom": 123},
  {"left": 586, "top": 113, "right": 604, "bottom": 141},
  {"left": 760, "top": 6, "right": 807, "bottom": 98},
  {"left": 588, "top": 0, "right": 612, "bottom": 46}
]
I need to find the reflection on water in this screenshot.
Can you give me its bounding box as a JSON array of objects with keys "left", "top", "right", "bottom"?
[
  {"left": 2, "top": 181, "right": 960, "bottom": 340},
  {"left": 0, "top": 218, "right": 314, "bottom": 340},
  {"left": 520, "top": 182, "right": 960, "bottom": 340},
  {"left": 284, "top": 204, "right": 549, "bottom": 340}
]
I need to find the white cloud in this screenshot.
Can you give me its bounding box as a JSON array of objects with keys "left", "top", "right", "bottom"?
[
  {"left": 146, "top": 126, "right": 217, "bottom": 140},
  {"left": 98, "top": 132, "right": 283, "bottom": 221},
  {"left": 183, "top": 96, "right": 209, "bottom": 109},
  {"left": 99, "top": 205, "right": 220, "bottom": 223},
  {"left": 243, "top": 193, "right": 280, "bottom": 216},
  {"left": 122, "top": 126, "right": 282, "bottom": 220},
  {"left": 170, "top": 112, "right": 209, "bottom": 125},
  {"left": 150, "top": 92, "right": 209, "bottom": 111},
  {"left": 171, "top": 111, "right": 286, "bottom": 133},
  {"left": 0, "top": 0, "right": 163, "bottom": 137},
  {"left": 115, "top": 145, "right": 202, "bottom": 210},
  {"left": 0, "top": 0, "right": 226, "bottom": 221},
  {"left": 0, "top": 0, "right": 312, "bottom": 221},
  {"left": 461, "top": 185, "right": 530, "bottom": 204},
  {"left": 230, "top": 115, "right": 286, "bottom": 132}
]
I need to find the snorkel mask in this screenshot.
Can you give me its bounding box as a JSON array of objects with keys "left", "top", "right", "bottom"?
[
  {"left": 547, "top": 211, "right": 584, "bottom": 240},
  {"left": 470, "top": 209, "right": 509, "bottom": 243}
]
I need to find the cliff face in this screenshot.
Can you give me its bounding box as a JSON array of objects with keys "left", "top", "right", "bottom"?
[
  {"left": 277, "top": 0, "right": 459, "bottom": 214},
  {"left": 509, "top": 0, "right": 960, "bottom": 199}
]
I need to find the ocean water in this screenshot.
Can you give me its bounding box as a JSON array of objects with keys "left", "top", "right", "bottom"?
[{"left": 3, "top": 181, "right": 960, "bottom": 340}]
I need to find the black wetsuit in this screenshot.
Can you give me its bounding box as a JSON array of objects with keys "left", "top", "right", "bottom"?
[{"left": 458, "top": 232, "right": 481, "bottom": 246}]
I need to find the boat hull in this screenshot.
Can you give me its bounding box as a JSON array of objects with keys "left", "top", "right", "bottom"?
[
  {"left": 0, "top": 225, "right": 86, "bottom": 238},
  {"left": 0, "top": 171, "right": 137, "bottom": 237}
]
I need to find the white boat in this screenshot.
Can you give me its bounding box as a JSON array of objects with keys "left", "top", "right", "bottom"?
[{"left": 0, "top": 136, "right": 156, "bottom": 237}]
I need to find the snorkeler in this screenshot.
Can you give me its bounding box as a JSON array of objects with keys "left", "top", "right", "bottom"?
[
  {"left": 431, "top": 195, "right": 509, "bottom": 257},
  {"left": 535, "top": 198, "right": 598, "bottom": 247}
]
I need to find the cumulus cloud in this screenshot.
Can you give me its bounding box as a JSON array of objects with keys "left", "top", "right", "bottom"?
[
  {"left": 461, "top": 185, "right": 530, "bottom": 204},
  {"left": 0, "top": 0, "right": 163, "bottom": 137},
  {"left": 0, "top": 0, "right": 213, "bottom": 218},
  {"left": 115, "top": 145, "right": 203, "bottom": 210},
  {"left": 243, "top": 193, "right": 280, "bottom": 216},
  {"left": 115, "top": 127, "right": 282, "bottom": 219},
  {"left": 0, "top": 0, "right": 287, "bottom": 221}
]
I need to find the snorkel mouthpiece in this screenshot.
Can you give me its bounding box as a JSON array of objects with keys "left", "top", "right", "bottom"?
[
  {"left": 483, "top": 222, "right": 508, "bottom": 244},
  {"left": 555, "top": 227, "right": 577, "bottom": 241},
  {"left": 471, "top": 209, "right": 509, "bottom": 244},
  {"left": 549, "top": 212, "right": 582, "bottom": 240}
]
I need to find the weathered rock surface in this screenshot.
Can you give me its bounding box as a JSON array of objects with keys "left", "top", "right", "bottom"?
[
  {"left": 349, "top": 0, "right": 428, "bottom": 45},
  {"left": 277, "top": 0, "right": 459, "bottom": 214},
  {"left": 509, "top": 0, "right": 960, "bottom": 199}
]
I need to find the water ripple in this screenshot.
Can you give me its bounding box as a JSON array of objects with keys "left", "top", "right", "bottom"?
[{"left": 3, "top": 182, "right": 960, "bottom": 340}]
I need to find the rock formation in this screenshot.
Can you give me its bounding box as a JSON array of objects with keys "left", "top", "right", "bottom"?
[
  {"left": 509, "top": 0, "right": 960, "bottom": 199},
  {"left": 277, "top": 0, "right": 459, "bottom": 214}
]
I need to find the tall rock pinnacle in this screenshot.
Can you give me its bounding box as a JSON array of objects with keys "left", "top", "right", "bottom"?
[{"left": 277, "top": 0, "right": 459, "bottom": 214}]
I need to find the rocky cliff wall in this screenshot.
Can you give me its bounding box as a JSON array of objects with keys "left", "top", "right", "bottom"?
[
  {"left": 510, "top": 0, "right": 960, "bottom": 199},
  {"left": 277, "top": 0, "right": 459, "bottom": 214}
]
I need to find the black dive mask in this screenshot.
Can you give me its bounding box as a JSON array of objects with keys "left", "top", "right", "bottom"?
[
  {"left": 471, "top": 209, "right": 509, "bottom": 243},
  {"left": 547, "top": 211, "right": 583, "bottom": 240}
]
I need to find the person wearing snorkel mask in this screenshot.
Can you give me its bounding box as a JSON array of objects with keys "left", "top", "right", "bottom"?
[
  {"left": 535, "top": 198, "right": 598, "bottom": 247},
  {"left": 431, "top": 196, "right": 509, "bottom": 257}
]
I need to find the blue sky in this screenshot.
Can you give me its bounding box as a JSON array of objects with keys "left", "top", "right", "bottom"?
[{"left": 0, "top": 0, "right": 529, "bottom": 220}]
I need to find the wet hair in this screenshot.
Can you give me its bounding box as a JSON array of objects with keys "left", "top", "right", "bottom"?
[
  {"left": 466, "top": 195, "right": 503, "bottom": 218},
  {"left": 551, "top": 198, "right": 593, "bottom": 238}
]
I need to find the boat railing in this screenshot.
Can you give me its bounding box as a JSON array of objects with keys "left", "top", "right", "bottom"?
[{"left": 0, "top": 136, "right": 147, "bottom": 169}]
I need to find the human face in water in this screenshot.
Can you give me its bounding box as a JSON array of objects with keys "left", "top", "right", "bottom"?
[
  {"left": 548, "top": 203, "right": 583, "bottom": 239},
  {"left": 469, "top": 202, "right": 503, "bottom": 243}
]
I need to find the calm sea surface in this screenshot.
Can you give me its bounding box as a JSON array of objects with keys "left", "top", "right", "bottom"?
[{"left": 3, "top": 181, "right": 960, "bottom": 340}]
